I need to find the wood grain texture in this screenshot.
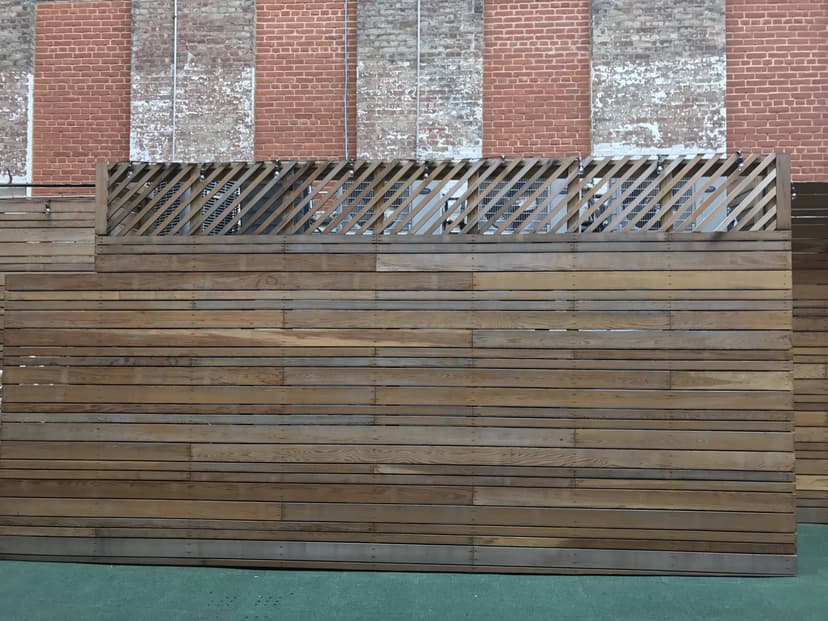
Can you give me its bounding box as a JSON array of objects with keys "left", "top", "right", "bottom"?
[
  {"left": 0, "top": 196, "right": 95, "bottom": 359},
  {"left": 793, "top": 253, "right": 828, "bottom": 523},
  {"left": 791, "top": 183, "right": 827, "bottom": 523},
  {"left": 0, "top": 234, "right": 796, "bottom": 574}
]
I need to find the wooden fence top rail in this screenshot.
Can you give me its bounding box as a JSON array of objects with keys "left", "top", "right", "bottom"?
[{"left": 99, "top": 154, "right": 791, "bottom": 237}]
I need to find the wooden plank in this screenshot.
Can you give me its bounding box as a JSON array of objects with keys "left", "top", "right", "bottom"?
[
  {"left": 3, "top": 385, "right": 374, "bottom": 406},
  {"left": 776, "top": 154, "right": 792, "bottom": 231},
  {"left": 0, "top": 536, "right": 796, "bottom": 575},
  {"left": 283, "top": 310, "right": 672, "bottom": 330},
  {"left": 5, "top": 272, "right": 475, "bottom": 292},
  {"left": 95, "top": 161, "right": 109, "bottom": 235},
  {"left": 4, "top": 366, "right": 286, "bottom": 387},
  {"left": 0, "top": 424, "right": 574, "bottom": 448},
  {"left": 376, "top": 251, "right": 791, "bottom": 272},
  {"left": 0, "top": 528, "right": 797, "bottom": 555},
  {"left": 96, "top": 253, "right": 377, "bottom": 273},
  {"left": 474, "top": 270, "right": 791, "bottom": 291},
  {"left": 5, "top": 327, "right": 473, "bottom": 348},
  {"left": 473, "top": 330, "right": 789, "bottom": 350},
  {"left": 0, "top": 501, "right": 281, "bottom": 521},
  {"left": 6, "top": 310, "right": 286, "bottom": 329},
  {"left": 280, "top": 368, "right": 672, "bottom": 389},
  {"left": 375, "top": 386, "right": 791, "bottom": 411}
]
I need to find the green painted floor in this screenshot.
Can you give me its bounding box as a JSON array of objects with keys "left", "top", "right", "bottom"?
[{"left": 1, "top": 525, "right": 826, "bottom": 621}]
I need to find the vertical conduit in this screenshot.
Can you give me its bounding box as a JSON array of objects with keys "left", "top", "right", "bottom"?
[
  {"left": 414, "top": 0, "right": 421, "bottom": 160},
  {"left": 344, "top": 0, "right": 350, "bottom": 158},
  {"left": 171, "top": 0, "right": 179, "bottom": 160}
]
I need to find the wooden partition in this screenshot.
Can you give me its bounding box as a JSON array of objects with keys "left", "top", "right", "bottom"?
[
  {"left": 794, "top": 253, "right": 828, "bottom": 522},
  {"left": 0, "top": 196, "right": 95, "bottom": 360},
  {"left": 792, "top": 183, "right": 828, "bottom": 523},
  {"left": 0, "top": 233, "right": 796, "bottom": 575}
]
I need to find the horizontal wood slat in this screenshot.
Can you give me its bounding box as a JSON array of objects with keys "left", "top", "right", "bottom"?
[
  {"left": 792, "top": 183, "right": 827, "bottom": 523},
  {"left": 102, "top": 156, "right": 785, "bottom": 237},
  {"left": 791, "top": 182, "right": 827, "bottom": 254},
  {"left": 0, "top": 234, "right": 795, "bottom": 575},
  {"left": 793, "top": 189, "right": 828, "bottom": 521},
  {"left": 0, "top": 196, "right": 95, "bottom": 360}
]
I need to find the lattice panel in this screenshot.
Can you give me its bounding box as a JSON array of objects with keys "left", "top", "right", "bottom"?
[{"left": 103, "top": 156, "right": 785, "bottom": 236}]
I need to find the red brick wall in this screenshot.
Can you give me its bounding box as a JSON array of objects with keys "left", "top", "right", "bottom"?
[
  {"left": 32, "top": 1, "right": 131, "bottom": 187},
  {"left": 255, "top": 0, "right": 356, "bottom": 160},
  {"left": 727, "top": 1, "right": 828, "bottom": 181},
  {"left": 27, "top": 1, "right": 826, "bottom": 177},
  {"left": 483, "top": 1, "right": 591, "bottom": 158}
]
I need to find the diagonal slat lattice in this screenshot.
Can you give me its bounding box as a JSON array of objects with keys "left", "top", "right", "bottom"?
[{"left": 102, "top": 156, "right": 785, "bottom": 236}]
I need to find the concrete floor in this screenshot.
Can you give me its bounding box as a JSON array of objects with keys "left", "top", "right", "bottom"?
[{"left": 1, "top": 525, "right": 826, "bottom": 621}]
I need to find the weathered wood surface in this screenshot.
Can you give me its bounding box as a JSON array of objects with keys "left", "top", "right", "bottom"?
[
  {"left": 792, "top": 182, "right": 827, "bottom": 254},
  {"left": 0, "top": 234, "right": 796, "bottom": 574},
  {"left": 792, "top": 184, "right": 827, "bottom": 523},
  {"left": 792, "top": 184, "right": 828, "bottom": 522},
  {"left": 0, "top": 196, "right": 95, "bottom": 359}
]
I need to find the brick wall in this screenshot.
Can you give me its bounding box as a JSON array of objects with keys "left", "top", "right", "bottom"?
[
  {"left": 357, "top": 0, "right": 483, "bottom": 160},
  {"left": 24, "top": 2, "right": 827, "bottom": 178},
  {"left": 129, "top": 0, "right": 174, "bottom": 161},
  {"left": 32, "top": 0, "right": 130, "bottom": 186},
  {"left": 483, "top": 1, "right": 591, "bottom": 158},
  {"left": 592, "top": 1, "right": 727, "bottom": 156},
  {"left": 256, "top": 0, "right": 356, "bottom": 160},
  {"left": 727, "top": 1, "right": 828, "bottom": 181},
  {"left": 0, "top": 0, "right": 34, "bottom": 184},
  {"left": 413, "top": 0, "right": 483, "bottom": 160},
  {"left": 131, "top": 0, "right": 255, "bottom": 162},
  {"left": 356, "top": 0, "right": 418, "bottom": 160}
]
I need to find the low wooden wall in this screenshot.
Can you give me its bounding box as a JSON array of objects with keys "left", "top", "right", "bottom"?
[
  {"left": 794, "top": 253, "right": 828, "bottom": 522},
  {"left": 0, "top": 233, "right": 795, "bottom": 574},
  {"left": 0, "top": 197, "right": 95, "bottom": 359},
  {"left": 793, "top": 183, "right": 828, "bottom": 523}
]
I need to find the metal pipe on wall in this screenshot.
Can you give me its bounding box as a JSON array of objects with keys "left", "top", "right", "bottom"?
[
  {"left": 344, "top": 0, "right": 350, "bottom": 158},
  {"left": 171, "top": 0, "right": 179, "bottom": 160},
  {"left": 414, "top": 0, "right": 421, "bottom": 160}
]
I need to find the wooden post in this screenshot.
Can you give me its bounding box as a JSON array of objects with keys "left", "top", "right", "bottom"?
[
  {"left": 775, "top": 153, "right": 792, "bottom": 231},
  {"left": 469, "top": 168, "right": 479, "bottom": 235},
  {"left": 567, "top": 160, "right": 581, "bottom": 233},
  {"left": 95, "top": 160, "right": 109, "bottom": 235}
]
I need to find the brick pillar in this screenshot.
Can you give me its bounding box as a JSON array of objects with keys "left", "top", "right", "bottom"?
[
  {"left": 482, "top": 1, "right": 592, "bottom": 159},
  {"left": 591, "top": 1, "right": 727, "bottom": 155},
  {"left": 357, "top": 0, "right": 483, "bottom": 160},
  {"left": 255, "top": 0, "right": 357, "bottom": 160},
  {"left": 32, "top": 0, "right": 131, "bottom": 186},
  {"left": 727, "top": 1, "right": 828, "bottom": 181},
  {"left": 130, "top": 0, "right": 255, "bottom": 161},
  {"left": 0, "top": 0, "right": 34, "bottom": 185}
]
